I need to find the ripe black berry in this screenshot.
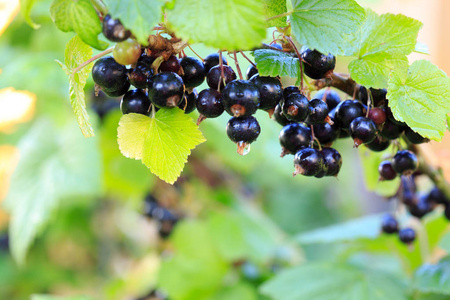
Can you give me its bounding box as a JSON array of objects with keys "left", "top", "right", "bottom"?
[
  {"left": 313, "top": 122, "right": 338, "bottom": 145},
  {"left": 398, "top": 228, "right": 416, "bottom": 244},
  {"left": 178, "top": 89, "right": 197, "bottom": 114},
  {"left": 349, "top": 117, "right": 378, "bottom": 147},
  {"left": 335, "top": 100, "right": 365, "bottom": 129},
  {"left": 226, "top": 116, "right": 261, "bottom": 155},
  {"left": 282, "top": 93, "right": 310, "bottom": 122},
  {"left": 120, "top": 89, "right": 151, "bottom": 115},
  {"left": 321, "top": 147, "right": 342, "bottom": 176},
  {"left": 368, "top": 107, "right": 386, "bottom": 125},
  {"left": 159, "top": 55, "right": 182, "bottom": 74},
  {"left": 272, "top": 104, "right": 291, "bottom": 126},
  {"left": 207, "top": 65, "right": 237, "bottom": 90},
  {"left": 381, "top": 214, "right": 399, "bottom": 234},
  {"left": 249, "top": 75, "right": 283, "bottom": 111},
  {"left": 300, "top": 47, "right": 336, "bottom": 79},
  {"left": 380, "top": 119, "right": 405, "bottom": 140},
  {"left": 405, "top": 127, "right": 428, "bottom": 144},
  {"left": 293, "top": 147, "right": 326, "bottom": 177},
  {"left": 408, "top": 194, "right": 432, "bottom": 219},
  {"left": 392, "top": 150, "right": 418, "bottom": 175},
  {"left": 102, "top": 14, "right": 131, "bottom": 42},
  {"left": 222, "top": 80, "right": 260, "bottom": 117},
  {"left": 307, "top": 99, "right": 329, "bottom": 124},
  {"left": 378, "top": 161, "right": 397, "bottom": 181},
  {"left": 279, "top": 123, "right": 312, "bottom": 156},
  {"left": 180, "top": 56, "right": 206, "bottom": 88},
  {"left": 366, "top": 137, "right": 390, "bottom": 152},
  {"left": 246, "top": 65, "right": 258, "bottom": 80},
  {"left": 203, "top": 53, "right": 228, "bottom": 73},
  {"left": 359, "top": 87, "right": 387, "bottom": 106},
  {"left": 92, "top": 56, "right": 128, "bottom": 90},
  {"left": 283, "top": 86, "right": 300, "bottom": 99},
  {"left": 196, "top": 89, "right": 224, "bottom": 123},
  {"left": 428, "top": 187, "right": 449, "bottom": 205},
  {"left": 314, "top": 89, "right": 341, "bottom": 111},
  {"left": 102, "top": 81, "right": 131, "bottom": 97},
  {"left": 90, "top": 90, "right": 119, "bottom": 121},
  {"left": 128, "top": 62, "right": 154, "bottom": 89},
  {"left": 148, "top": 72, "right": 185, "bottom": 108}
]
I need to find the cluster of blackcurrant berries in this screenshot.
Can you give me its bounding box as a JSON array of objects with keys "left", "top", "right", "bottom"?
[{"left": 143, "top": 194, "right": 179, "bottom": 239}]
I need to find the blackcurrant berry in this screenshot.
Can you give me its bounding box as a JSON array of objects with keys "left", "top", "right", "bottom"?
[
  {"left": 335, "top": 100, "right": 365, "bottom": 129},
  {"left": 246, "top": 65, "right": 258, "bottom": 80},
  {"left": 249, "top": 75, "right": 283, "bottom": 111},
  {"left": 300, "top": 47, "right": 336, "bottom": 79},
  {"left": 405, "top": 127, "right": 428, "bottom": 144},
  {"left": 120, "top": 89, "right": 151, "bottom": 115},
  {"left": 272, "top": 103, "right": 292, "bottom": 126},
  {"left": 178, "top": 89, "right": 198, "bottom": 114},
  {"left": 159, "top": 55, "right": 182, "bottom": 74},
  {"left": 283, "top": 86, "right": 300, "bottom": 99},
  {"left": 366, "top": 137, "right": 390, "bottom": 152},
  {"left": 321, "top": 147, "right": 342, "bottom": 176},
  {"left": 113, "top": 38, "right": 141, "bottom": 65},
  {"left": 180, "top": 56, "right": 206, "bottom": 88},
  {"left": 368, "top": 107, "right": 386, "bottom": 125},
  {"left": 313, "top": 122, "right": 338, "bottom": 145},
  {"left": 90, "top": 90, "right": 119, "bottom": 121},
  {"left": 203, "top": 53, "right": 228, "bottom": 73},
  {"left": 137, "top": 53, "right": 156, "bottom": 68},
  {"left": 307, "top": 99, "right": 329, "bottom": 124},
  {"left": 102, "top": 81, "right": 130, "bottom": 97},
  {"left": 226, "top": 116, "right": 261, "bottom": 155},
  {"left": 314, "top": 89, "right": 341, "bottom": 111},
  {"left": 349, "top": 117, "right": 378, "bottom": 147},
  {"left": 279, "top": 123, "right": 312, "bottom": 156},
  {"left": 398, "top": 228, "right": 416, "bottom": 244},
  {"left": 92, "top": 56, "right": 128, "bottom": 90},
  {"left": 222, "top": 80, "right": 260, "bottom": 118},
  {"left": 428, "top": 187, "right": 449, "bottom": 205},
  {"left": 408, "top": 194, "right": 432, "bottom": 219},
  {"left": 143, "top": 194, "right": 159, "bottom": 217},
  {"left": 282, "top": 93, "right": 310, "bottom": 122},
  {"left": 102, "top": 14, "right": 131, "bottom": 42},
  {"left": 293, "top": 147, "right": 326, "bottom": 177},
  {"left": 148, "top": 72, "right": 185, "bottom": 108},
  {"left": 196, "top": 88, "right": 224, "bottom": 123},
  {"left": 402, "top": 187, "right": 416, "bottom": 206},
  {"left": 359, "top": 87, "right": 387, "bottom": 106},
  {"left": 206, "top": 65, "right": 237, "bottom": 90},
  {"left": 380, "top": 119, "right": 405, "bottom": 140},
  {"left": 128, "top": 62, "right": 154, "bottom": 89},
  {"left": 378, "top": 161, "right": 397, "bottom": 181},
  {"left": 392, "top": 150, "right": 418, "bottom": 175},
  {"left": 381, "top": 214, "right": 399, "bottom": 234}
]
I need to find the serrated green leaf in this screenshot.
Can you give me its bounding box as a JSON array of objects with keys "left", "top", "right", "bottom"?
[
  {"left": 260, "top": 262, "right": 408, "bottom": 300},
  {"left": 387, "top": 60, "right": 450, "bottom": 141},
  {"left": 50, "top": 0, "right": 107, "bottom": 50},
  {"left": 166, "top": 0, "right": 266, "bottom": 51},
  {"left": 117, "top": 109, "right": 206, "bottom": 184},
  {"left": 58, "top": 35, "right": 95, "bottom": 138},
  {"left": 102, "top": 0, "right": 163, "bottom": 46},
  {"left": 263, "top": 0, "right": 287, "bottom": 27},
  {"left": 290, "top": 0, "right": 365, "bottom": 55},
  {"left": 3, "top": 119, "right": 101, "bottom": 264},
  {"left": 253, "top": 49, "right": 300, "bottom": 78},
  {"left": 414, "top": 257, "right": 450, "bottom": 295},
  {"left": 20, "top": 0, "right": 40, "bottom": 29},
  {"left": 347, "top": 10, "right": 422, "bottom": 88}
]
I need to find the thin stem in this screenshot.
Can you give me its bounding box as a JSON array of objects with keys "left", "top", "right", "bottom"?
[
  {"left": 233, "top": 51, "right": 243, "bottom": 80},
  {"left": 239, "top": 51, "right": 256, "bottom": 67},
  {"left": 218, "top": 51, "right": 225, "bottom": 92},
  {"left": 266, "top": 11, "right": 292, "bottom": 22},
  {"left": 73, "top": 47, "right": 113, "bottom": 74},
  {"left": 90, "top": 0, "right": 108, "bottom": 15},
  {"left": 187, "top": 44, "right": 203, "bottom": 61},
  {"left": 285, "top": 36, "right": 303, "bottom": 91},
  {"left": 310, "top": 125, "right": 316, "bottom": 148},
  {"left": 366, "top": 88, "right": 373, "bottom": 117}
]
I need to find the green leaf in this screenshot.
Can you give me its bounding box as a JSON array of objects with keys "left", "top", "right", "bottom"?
[
  {"left": 50, "top": 0, "right": 107, "bottom": 50},
  {"left": 347, "top": 10, "right": 422, "bottom": 88},
  {"left": 117, "top": 109, "right": 206, "bottom": 184},
  {"left": 57, "top": 35, "right": 95, "bottom": 138},
  {"left": 263, "top": 0, "right": 288, "bottom": 27},
  {"left": 166, "top": 0, "right": 266, "bottom": 51},
  {"left": 102, "top": 0, "right": 163, "bottom": 46},
  {"left": 3, "top": 119, "right": 101, "bottom": 264},
  {"left": 32, "top": 296, "right": 96, "bottom": 300},
  {"left": 387, "top": 60, "right": 450, "bottom": 141},
  {"left": 359, "top": 145, "right": 400, "bottom": 197},
  {"left": 20, "top": 0, "right": 40, "bottom": 29},
  {"left": 414, "top": 257, "right": 450, "bottom": 295},
  {"left": 253, "top": 49, "right": 300, "bottom": 79},
  {"left": 296, "top": 214, "right": 382, "bottom": 244},
  {"left": 260, "top": 262, "right": 408, "bottom": 300},
  {"left": 290, "top": 0, "right": 365, "bottom": 55}
]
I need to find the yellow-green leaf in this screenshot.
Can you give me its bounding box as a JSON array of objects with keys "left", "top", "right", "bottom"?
[
  {"left": 20, "top": 0, "right": 40, "bottom": 29},
  {"left": 117, "top": 109, "right": 206, "bottom": 184}
]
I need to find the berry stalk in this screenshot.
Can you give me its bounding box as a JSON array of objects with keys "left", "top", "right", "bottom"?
[{"left": 73, "top": 47, "right": 114, "bottom": 74}]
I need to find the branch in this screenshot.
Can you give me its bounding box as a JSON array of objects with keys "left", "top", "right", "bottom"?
[{"left": 313, "top": 73, "right": 360, "bottom": 98}]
